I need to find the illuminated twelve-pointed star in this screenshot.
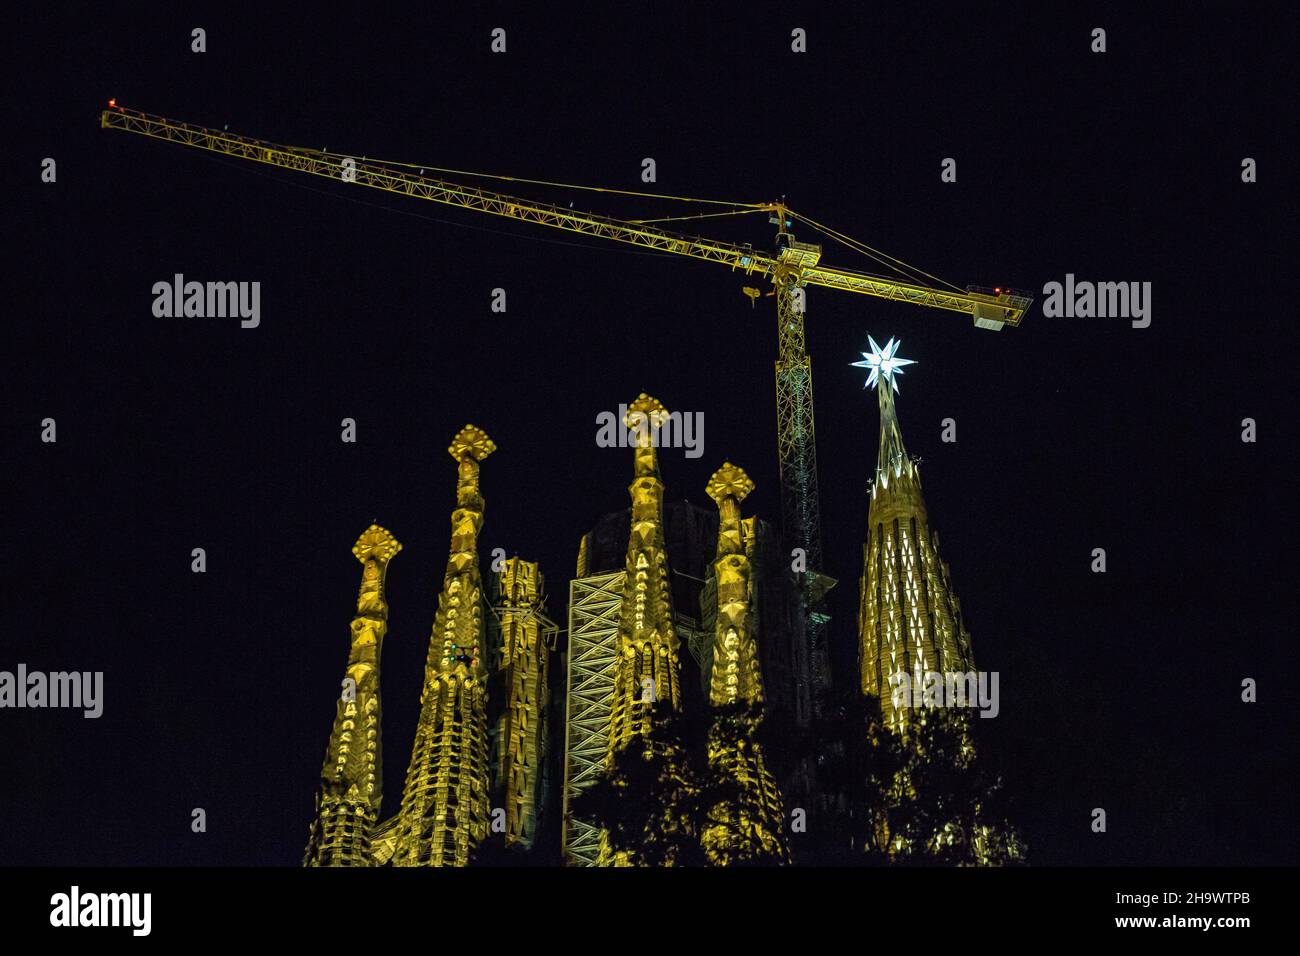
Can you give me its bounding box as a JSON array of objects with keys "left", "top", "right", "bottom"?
[{"left": 851, "top": 335, "right": 915, "bottom": 392}]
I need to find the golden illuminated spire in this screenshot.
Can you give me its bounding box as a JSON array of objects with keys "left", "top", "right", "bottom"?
[
  {"left": 605, "top": 395, "right": 681, "bottom": 753},
  {"left": 597, "top": 395, "right": 683, "bottom": 866},
  {"left": 701, "top": 464, "right": 789, "bottom": 864},
  {"left": 493, "top": 557, "right": 553, "bottom": 848},
  {"left": 304, "top": 524, "right": 401, "bottom": 867},
  {"left": 705, "top": 463, "right": 763, "bottom": 706},
  {"left": 391, "top": 425, "right": 494, "bottom": 866},
  {"left": 854, "top": 343, "right": 975, "bottom": 730}
]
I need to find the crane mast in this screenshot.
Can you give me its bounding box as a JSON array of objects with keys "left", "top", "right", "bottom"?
[
  {"left": 101, "top": 103, "right": 1031, "bottom": 719},
  {"left": 773, "top": 262, "right": 833, "bottom": 716}
]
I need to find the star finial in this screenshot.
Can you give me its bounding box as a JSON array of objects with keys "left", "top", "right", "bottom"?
[{"left": 851, "top": 335, "right": 915, "bottom": 392}]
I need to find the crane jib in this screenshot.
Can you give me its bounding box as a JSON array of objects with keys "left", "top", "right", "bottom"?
[{"left": 100, "top": 106, "right": 1029, "bottom": 328}]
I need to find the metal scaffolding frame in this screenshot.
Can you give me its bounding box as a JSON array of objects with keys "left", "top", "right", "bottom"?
[{"left": 560, "top": 570, "right": 625, "bottom": 866}]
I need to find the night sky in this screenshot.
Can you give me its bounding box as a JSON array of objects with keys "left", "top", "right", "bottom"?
[{"left": 9, "top": 4, "right": 1296, "bottom": 866}]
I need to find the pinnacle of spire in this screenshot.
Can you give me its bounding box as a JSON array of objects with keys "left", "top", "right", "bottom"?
[
  {"left": 706, "top": 462, "right": 755, "bottom": 506},
  {"left": 625, "top": 394, "right": 669, "bottom": 480},
  {"left": 851, "top": 335, "right": 915, "bottom": 393},
  {"left": 875, "top": 375, "right": 911, "bottom": 484},
  {"left": 352, "top": 524, "right": 402, "bottom": 564},
  {"left": 852, "top": 337, "right": 916, "bottom": 485},
  {"left": 624, "top": 393, "right": 668, "bottom": 443},
  {"left": 448, "top": 424, "right": 496, "bottom": 463}
]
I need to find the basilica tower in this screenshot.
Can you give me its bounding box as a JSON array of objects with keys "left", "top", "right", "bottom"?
[
  {"left": 391, "top": 425, "right": 495, "bottom": 866},
  {"left": 605, "top": 394, "right": 683, "bottom": 753},
  {"left": 303, "top": 524, "right": 401, "bottom": 866},
  {"left": 492, "top": 557, "right": 553, "bottom": 848},
  {"left": 700, "top": 463, "right": 789, "bottom": 864},
  {"left": 854, "top": 339, "right": 975, "bottom": 730}
]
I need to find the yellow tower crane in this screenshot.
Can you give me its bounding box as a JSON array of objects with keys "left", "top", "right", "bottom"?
[{"left": 101, "top": 102, "right": 1032, "bottom": 718}]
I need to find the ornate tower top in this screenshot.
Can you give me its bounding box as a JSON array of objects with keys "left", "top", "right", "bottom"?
[
  {"left": 352, "top": 524, "right": 402, "bottom": 564},
  {"left": 706, "top": 462, "right": 755, "bottom": 506},
  {"left": 623, "top": 393, "right": 668, "bottom": 440},
  {"left": 625, "top": 394, "right": 668, "bottom": 481},
  {"left": 852, "top": 336, "right": 917, "bottom": 488},
  {"left": 448, "top": 424, "right": 496, "bottom": 463},
  {"left": 448, "top": 424, "right": 494, "bottom": 512},
  {"left": 851, "top": 335, "right": 915, "bottom": 393}
]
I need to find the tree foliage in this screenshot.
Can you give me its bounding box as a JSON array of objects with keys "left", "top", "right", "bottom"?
[{"left": 573, "top": 696, "right": 1026, "bottom": 866}]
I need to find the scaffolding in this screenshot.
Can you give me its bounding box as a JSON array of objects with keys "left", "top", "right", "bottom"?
[{"left": 560, "top": 570, "right": 625, "bottom": 865}]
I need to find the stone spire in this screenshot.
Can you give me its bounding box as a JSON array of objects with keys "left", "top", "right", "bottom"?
[
  {"left": 605, "top": 395, "right": 682, "bottom": 754},
  {"left": 493, "top": 557, "right": 552, "bottom": 848},
  {"left": 853, "top": 341, "right": 975, "bottom": 729},
  {"left": 304, "top": 524, "right": 400, "bottom": 866},
  {"left": 391, "top": 425, "right": 495, "bottom": 866},
  {"left": 701, "top": 463, "right": 789, "bottom": 864}
]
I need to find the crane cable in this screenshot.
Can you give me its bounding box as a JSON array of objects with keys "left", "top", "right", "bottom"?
[
  {"left": 793, "top": 211, "right": 966, "bottom": 293},
  {"left": 194, "top": 149, "right": 682, "bottom": 259},
  {"left": 191, "top": 119, "right": 962, "bottom": 285},
  {"left": 627, "top": 208, "right": 771, "bottom": 225},
  {"left": 284, "top": 144, "right": 763, "bottom": 210}
]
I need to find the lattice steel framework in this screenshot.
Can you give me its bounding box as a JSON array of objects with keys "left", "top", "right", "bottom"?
[
  {"left": 774, "top": 269, "right": 836, "bottom": 718},
  {"left": 561, "top": 570, "right": 624, "bottom": 866},
  {"left": 100, "top": 107, "right": 1032, "bottom": 328}
]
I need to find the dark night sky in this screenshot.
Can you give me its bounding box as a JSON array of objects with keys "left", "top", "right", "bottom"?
[{"left": 7, "top": 4, "right": 1297, "bottom": 866}]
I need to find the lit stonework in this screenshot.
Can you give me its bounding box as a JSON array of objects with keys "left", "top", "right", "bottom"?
[
  {"left": 700, "top": 463, "right": 789, "bottom": 864},
  {"left": 598, "top": 394, "right": 683, "bottom": 866},
  {"left": 853, "top": 339, "right": 975, "bottom": 730},
  {"left": 391, "top": 425, "right": 495, "bottom": 866},
  {"left": 493, "top": 557, "right": 553, "bottom": 848},
  {"left": 304, "top": 524, "right": 400, "bottom": 866},
  {"left": 705, "top": 464, "right": 764, "bottom": 707},
  {"left": 605, "top": 395, "right": 682, "bottom": 751}
]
